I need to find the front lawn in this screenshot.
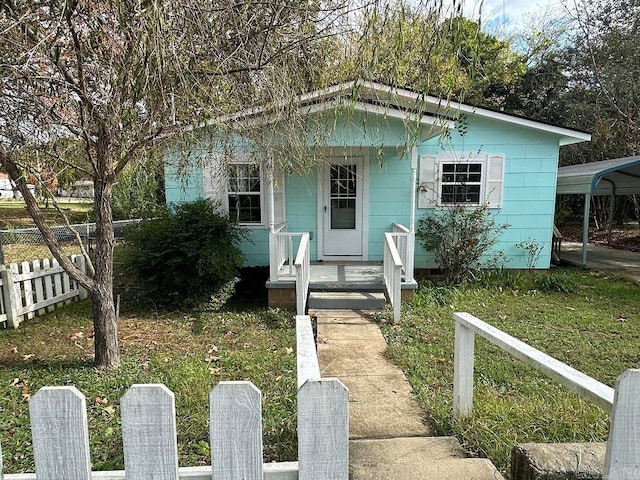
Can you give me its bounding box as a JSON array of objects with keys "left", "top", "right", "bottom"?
[
  {"left": 379, "top": 268, "right": 640, "bottom": 476},
  {"left": 0, "top": 298, "right": 297, "bottom": 473}
]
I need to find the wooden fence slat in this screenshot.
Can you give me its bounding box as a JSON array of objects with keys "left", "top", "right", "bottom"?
[
  {"left": 51, "top": 259, "right": 63, "bottom": 308},
  {"left": 62, "top": 269, "right": 72, "bottom": 305},
  {"left": 0, "top": 267, "right": 17, "bottom": 327},
  {"left": 32, "top": 260, "right": 45, "bottom": 316},
  {"left": 298, "top": 378, "right": 349, "bottom": 480},
  {"left": 210, "top": 381, "right": 263, "bottom": 480},
  {"left": 604, "top": 369, "right": 640, "bottom": 480},
  {"left": 9, "top": 264, "right": 22, "bottom": 325},
  {"left": 20, "top": 262, "right": 34, "bottom": 320},
  {"left": 73, "top": 255, "right": 89, "bottom": 300},
  {"left": 29, "top": 386, "right": 91, "bottom": 480},
  {"left": 42, "top": 259, "right": 54, "bottom": 313},
  {"left": 121, "top": 384, "right": 179, "bottom": 480}
]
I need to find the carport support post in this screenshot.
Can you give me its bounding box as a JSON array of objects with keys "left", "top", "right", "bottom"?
[
  {"left": 607, "top": 193, "right": 615, "bottom": 245},
  {"left": 582, "top": 193, "right": 591, "bottom": 266}
]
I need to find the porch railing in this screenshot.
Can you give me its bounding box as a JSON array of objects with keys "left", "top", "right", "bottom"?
[
  {"left": 391, "top": 223, "right": 415, "bottom": 283},
  {"left": 269, "top": 223, "right": 289, "bottom": 282},
  {"left": 453, "top": 312, "right": 639, "bottom": 479},
  {"left": 294, "top": 233, "right": 310, "bottom": 315},
  {"left": 383, "top": 232, "right": 403, "bottom": 324}
]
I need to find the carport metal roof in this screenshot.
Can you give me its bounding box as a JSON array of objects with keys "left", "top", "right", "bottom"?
[
  {"left": 556, "top": 156, "right": 640, "bottom": 266},
  {"left": 557, "top": 156, "right": 640, "bottom": 195}
]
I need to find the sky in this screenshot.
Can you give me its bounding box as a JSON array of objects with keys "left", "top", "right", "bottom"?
[{"left": 458, "top": 0, "right": 570, "bottom": 35}]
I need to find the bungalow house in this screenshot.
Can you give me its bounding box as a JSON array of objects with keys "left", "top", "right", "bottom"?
[{"left": 164, "top": 81, "right": 590, "bottom": 317}]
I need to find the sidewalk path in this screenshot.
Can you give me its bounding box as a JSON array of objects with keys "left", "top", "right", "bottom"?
[{"left": 315, "top": 309, "right": 505, "bottom": 480}]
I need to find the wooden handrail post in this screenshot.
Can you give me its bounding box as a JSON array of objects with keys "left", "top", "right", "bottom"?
[
  {"left": 453, "top": 318, "right": 475, "bottom": 418},
  {"left": 604, "top": 369, "right": 640, "bottom": 480}
]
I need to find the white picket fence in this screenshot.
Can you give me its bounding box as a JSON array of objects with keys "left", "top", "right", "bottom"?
[
  {"left": 0, "top": 255, "right": 88, "bottom": 329},
  {"left": 453, "top": 312, "right": 640, "bottom": 480},
  {"left": 0, "top": 315, "right": 349, "bottom": 480}
]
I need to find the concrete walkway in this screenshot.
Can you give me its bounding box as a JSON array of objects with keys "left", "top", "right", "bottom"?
[
  {"left": 559, "top": 242, "right": 640, "bottom": 283},
  {"left": 315, "top": 309, "right": 505, "bottom": 480}
]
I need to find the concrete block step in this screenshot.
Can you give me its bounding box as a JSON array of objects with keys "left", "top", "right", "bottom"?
[
  {"left": 308, "top": 291, "right": 387, "bottom": 310},
  {"left": 350, "top": 437, "right": 505, "bottom": 480}
]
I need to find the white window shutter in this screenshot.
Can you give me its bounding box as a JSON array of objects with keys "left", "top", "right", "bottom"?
[
  {"left": 418, "top": 155, "right": 438, "bottom": 208},
  {"left": 486, "top": 154, "right": 505, "bottom": 208},
  {"left": 202, "top": 156, "right": 228, "bottom": 212}
]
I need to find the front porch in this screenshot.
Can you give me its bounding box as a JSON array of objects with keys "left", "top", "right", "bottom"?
[{"left": 266, "top": 224, "right": 418, "bottom": 322}]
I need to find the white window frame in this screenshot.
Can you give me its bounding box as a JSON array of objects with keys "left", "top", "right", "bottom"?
[
  {"left": 226, "top": 160, "right": 264, "bottom": 226},
  {"left": 437, "top": 159, "right": 486, "bottom": 206}
]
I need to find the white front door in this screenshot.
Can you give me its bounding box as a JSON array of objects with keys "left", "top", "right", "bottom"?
[{"left": 320, "top": 156, "right": 366, "bottom": 258}]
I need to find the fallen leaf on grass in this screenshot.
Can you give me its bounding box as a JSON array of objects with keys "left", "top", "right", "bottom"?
[
  {"left": 208, "top": 367, "right": 221, "bottom": 375},
  {"left": 10, "top": 378, "right": 21, "bottom": 387},
  {"left": 205, "top": 355, "right": 219, "bottom": 363},
  {"left": 95, "top": 397, "right": 109, "bottom": 405},
  {"left": 285, "top": 347, "right": 293, "bottom": 354},
  {"left": 22, "top": 354, "right": 35, "bottom": 360},
  {"left": 208, "top": 345, "right": 219, "bottom": 354},
  {"left": 103, "top": 406, "right": 115, "bottom": 415}
]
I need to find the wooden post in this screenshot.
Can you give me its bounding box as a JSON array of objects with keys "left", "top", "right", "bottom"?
[
  {"left": 582, "top": 193, "right": 591, "bottom": 266},
  {"left": 453, "top": 316, "right": 475, "bottom": 418},
  {"left": 0, "top": 267, "right": 19, "bottom": 329},
  {"left": 29, "top": 387, "right": 91, "bottom": 480},
  {"left": 298, "top": 378, "right": 349, "bottom": 480},
  {"left": 121, "top": 384, "right": 179, "bottom": 480},
  {"left": 604, "top": 369, "right": 640, "bottom": 480},
  {"left": 210, "top": 381, "right": 263, "bottom": 480}
]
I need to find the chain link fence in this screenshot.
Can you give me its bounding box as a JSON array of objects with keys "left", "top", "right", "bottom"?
[{"left": 0, "top": 220, "right": 140, "bottom": 265}]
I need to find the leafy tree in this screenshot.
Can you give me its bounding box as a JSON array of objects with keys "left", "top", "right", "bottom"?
[{"left": 0, "top": 0, "right": 353, "bottom": 368}]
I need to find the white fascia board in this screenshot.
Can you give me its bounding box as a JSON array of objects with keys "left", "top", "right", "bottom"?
[
  {"left": 355, "top": 81, "right": 591, "bottom": 145},
  {"left": 300, "top": 99, "right": 454, "bottom": 130}
]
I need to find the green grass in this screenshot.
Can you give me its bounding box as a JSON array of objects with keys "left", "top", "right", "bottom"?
[
  {"left": 0, "top": 295, "right": 297, "bottom": 473},
  {"left": 377, "top": 268, "right": 640, "bottom": 476}
]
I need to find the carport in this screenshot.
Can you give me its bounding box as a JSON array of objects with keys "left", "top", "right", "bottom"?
[{"left": 556, "top": 156, "right": 640, "bottom": 265}]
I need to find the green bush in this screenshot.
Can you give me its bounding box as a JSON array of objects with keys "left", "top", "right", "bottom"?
[
  {"left": 416, "top": 204, "right": 509, "bottom": 284},
  {"left": 123, "top": 199, "right": 246, "bottom": 306}
]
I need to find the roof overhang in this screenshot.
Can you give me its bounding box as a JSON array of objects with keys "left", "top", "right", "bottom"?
[{"left": 557, "top": 156, "right": 640, "bottom": 195}]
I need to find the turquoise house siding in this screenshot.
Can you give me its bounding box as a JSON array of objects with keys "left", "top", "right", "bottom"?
[
  {"left": 415, "top": 116, "right": 560, "bottom": 269},
  {"left": 163, "top": 94, "right": 578, "bottom": 270}
]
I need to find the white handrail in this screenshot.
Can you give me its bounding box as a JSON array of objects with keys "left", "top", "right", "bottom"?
[
  {"left": 294, "top": 234, "right": 310, "bottom": 316},
  {"left": 383, "top": 232, "right": 403, "bottom": 324},
  {"left": 391, "top": 223, "right": 415, "bottom": 283},
  {"left": 453, "top": 312, "right": 614, "bottom": 416},
  {"left": 453, "top": 312, "right": 640, "bottom": 479}
]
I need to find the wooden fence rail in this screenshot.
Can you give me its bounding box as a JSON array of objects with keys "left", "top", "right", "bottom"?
[
  {"left": 0, "top": 255, "right": 87, "bottom": 329},
  {"left": 453, "top": 312, "right": 640, "bottom": 480}
]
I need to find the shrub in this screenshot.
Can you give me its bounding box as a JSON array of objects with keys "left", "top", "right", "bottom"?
[
  {"left": 123, "top": 199, "right": 246, "bottom": 306},
  {"left": 416, "top": 204, "right": 509, "bottom": 284}
]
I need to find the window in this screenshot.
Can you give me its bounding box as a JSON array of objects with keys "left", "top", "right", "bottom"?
[
  {"left": 227, "top": 163, "right": 262, "bottom": 223},
  {"left": 418, "top": 154, "right": 505, "bottom": 209},
  {"left": 440, "top": 162, "right": 483, "bottom": 204}
]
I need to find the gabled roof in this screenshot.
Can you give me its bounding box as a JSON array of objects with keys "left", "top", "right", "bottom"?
[
  {"left": 294, "top": 80, "right": 590, "bottom": 146},
  {"left": 557, "top": 156, "right": 640, "bottom": 195},
  {"left": 182, "top": 80, "right": 590, "bottom": 146}
]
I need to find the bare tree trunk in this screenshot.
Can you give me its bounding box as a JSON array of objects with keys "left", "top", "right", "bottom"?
[{"left": 91, "top": 171, "right": 120, "bottom": 369}]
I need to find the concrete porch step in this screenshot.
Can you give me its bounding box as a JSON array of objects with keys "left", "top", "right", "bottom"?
[
  {"left": 350, "top": 437, "right": 505, "bottom": 480},
  {"left": 308, "top": 291, "right": 387, "bottom": 310}
]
